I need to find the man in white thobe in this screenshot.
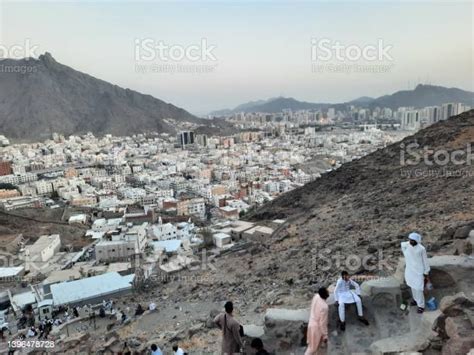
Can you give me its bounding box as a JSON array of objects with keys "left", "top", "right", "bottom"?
[
  {"left": 334, "top": 271, "right": 369, "bottom": 331},
  {"left": 401, "top": 232, "right": 430, "bottom": 313}
]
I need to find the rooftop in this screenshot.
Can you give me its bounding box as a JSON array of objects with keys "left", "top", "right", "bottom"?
[
  {"left": 151, "top": 239, "right": 182, "bottom": 253},
  {"left": 50, "top": 272, "right": 134, "bottom": 306},
  {"left": 0, "top": 266, "right": 24, "bottom": 278},
  {"left": 26, "top": 234, "right": 60, "bottom": 255}
]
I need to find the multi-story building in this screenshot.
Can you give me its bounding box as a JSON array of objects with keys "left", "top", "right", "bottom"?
[
  {"left": 25, "top": 234, "right": 61, "bottom": 263},
  {"left": 35, "top": 181, "right": 54, "bottom": 196},
  {"left": 0, "top": 160, "right": 12, "bottom": 176},
  {"left": 177, "top": 131, "right": 195, "bottom": 148},
  {"left": 0, "top": 196, "right": 43, "bottom": 210},
  {"left": 0, "top": 189, "right": 20, "bottom": 199},
  {"left": 95, "top": 223, "right": 147, "bottom": 262},
  {"left": 177, "top": 197, "right": 205, "bottom": 219},
  {"left": 0, "top": 173, "right": 38, "bottom": 185}
]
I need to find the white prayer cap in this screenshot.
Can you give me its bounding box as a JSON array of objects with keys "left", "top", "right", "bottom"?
[{"left": 408, "top": 232, "right": 421, "bottom": 243}]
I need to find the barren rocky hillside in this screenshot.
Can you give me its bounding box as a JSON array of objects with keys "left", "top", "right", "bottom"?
[{"left": 0, "top": 53, "right": 232, "bottom": 140}]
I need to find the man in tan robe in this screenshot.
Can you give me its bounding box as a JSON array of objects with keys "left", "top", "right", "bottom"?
[
  {"left": 214, "top": 301, "right": 243, "bottom": 355},
  {"left": 305, "top": 287, "right": 330, "bottom": 355}
]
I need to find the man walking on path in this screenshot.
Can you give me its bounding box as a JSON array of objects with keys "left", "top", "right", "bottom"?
[
  {"left": 214, "top": 301, "right": 243, "bottom": 355},
  {"left": 305, "top": 287, "right": 330, "bottom": 355}
]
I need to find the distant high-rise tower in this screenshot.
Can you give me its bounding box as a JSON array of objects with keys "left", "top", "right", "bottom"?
[
  {"left": 195, "top": 134, "right": 208, "bottom": 147},
  {"left": 177, "top": 131, "right": 195, "bottom": 148}
]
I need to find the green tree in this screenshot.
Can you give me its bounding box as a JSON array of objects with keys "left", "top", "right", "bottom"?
[
  {"left": 0, "top": 183, "right": 18, "bottom": 190},
  {"left": 200, "top": 227, "right": 214, "bottom": 248}
]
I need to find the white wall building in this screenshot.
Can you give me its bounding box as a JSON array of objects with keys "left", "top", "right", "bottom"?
[{"left": 25, "top": 234, "right": 61, "bottom": 263}]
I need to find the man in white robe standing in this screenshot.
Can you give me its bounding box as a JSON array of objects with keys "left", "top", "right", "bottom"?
[
  {"left": 334, "top": 271, "right": 369, "bottom": 331},
  {"left": 401, "top": 232, "right": 430, "bottom": 313}
]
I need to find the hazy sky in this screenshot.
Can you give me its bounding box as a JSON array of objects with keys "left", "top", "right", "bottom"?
[{"left": 1, "top": 1, "right": 472, "bottom": 115}]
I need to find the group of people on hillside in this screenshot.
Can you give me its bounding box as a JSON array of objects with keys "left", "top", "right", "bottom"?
[
  {"left": 305, "top": 232, "right": 430, "bottom": 354},
  {"left": 209, "top": 232, "right": 430, "bottom": 355}
]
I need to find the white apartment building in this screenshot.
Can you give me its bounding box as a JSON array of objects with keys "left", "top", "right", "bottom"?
[
  {"left": 95, "top": 223, "right": 148, "bottom": 262},
  {"left": 25, "top": 234, "right": 61, "bottom": 263},
  {"left": 151, "top": 218, "right": 195, "bottom": 241},
  {"left": 35, "top": 181, "right": 54, "bottom": 195},
  {"left": 188, "top": 198, "right": 206, "bottom": 218},
  {"left": 0, "top": 173, "right": 38, "bottom": 185}
]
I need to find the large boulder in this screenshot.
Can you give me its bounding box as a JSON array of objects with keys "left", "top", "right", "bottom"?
[
  {"left": 442, "top": 337, "right": 474, "bottom": 355},
  {"left": 370, "top": 333, "right": 430, "bottom": 354},
  {"left": 428, "top": 256, "right": 474, "bottom": 294},
  {"left": 440, "top": 226, "right": 457, "bottom": 241},
  {"left": 433, "top": 293, "right": 474, "bottom": 355},
  {"left": 360, "top": 276, "right": 401, "bottom": 307},
  {"left": 452, "top": 237, "right": 473, "bottom": 255},
  {"left": 439, "top": 292, "right": 474, "bottom": 315},
  {"left": 440, "top": 222, "right": 474, "bottom": 241},
  {"left": 205, "top": 309, "right": 220, "bottom": 328},
  {"left": 262, "top": 308, "right": 309, "bottom": 353},
  {"left": 454, "top": 226, "right": 473, "bottom": 239},
  {"left": 445, "top": 316, "right": 472, "bottom": 340}
]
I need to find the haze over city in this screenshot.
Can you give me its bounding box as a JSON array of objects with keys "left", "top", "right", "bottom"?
[{"left": 1, "top": 1, "right": 472, "bottom": 114}]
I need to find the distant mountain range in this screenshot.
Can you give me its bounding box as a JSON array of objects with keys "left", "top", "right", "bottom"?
[
  {"left": 210, "top": 85, "right": 474, "bottom": 115},
  {"left": 0, "top": 53, "right": 230, "bottom": 141}
]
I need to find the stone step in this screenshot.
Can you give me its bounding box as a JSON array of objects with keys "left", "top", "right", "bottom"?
[
  {"left": 328, "top": 298, "right": 379, "bottom": 355},
  {"left": 243, "top": 324, "right": 265, "bottom": 338},
  {"left": 327, "top": 329, "right": 346, "bottom": 355},
  {"left": 370, "top": 333, "right": 430, "bottom": 354},
  {"left": 265, "top": 308, "right": 309, "bottom": 323},
  {"left": 371, "top": 303, "right": 411, "bottom": 339},
  {"left": 341, "top": 303, "right": 379, "bottom": 354},
  {"left": 368, "top": 307, "right": 441, "bottom": 354},
  {"left": 263, "top": 308, "right": 309, "bottom": 353}
]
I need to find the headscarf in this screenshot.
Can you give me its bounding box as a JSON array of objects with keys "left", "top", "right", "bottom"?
[{"left": 408, "top": 232, "right": 421, "bottom": 243}]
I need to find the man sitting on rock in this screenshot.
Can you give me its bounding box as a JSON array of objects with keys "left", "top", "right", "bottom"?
[{"left": 334, "top": 271, "right": 369, "bottom": 331}]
